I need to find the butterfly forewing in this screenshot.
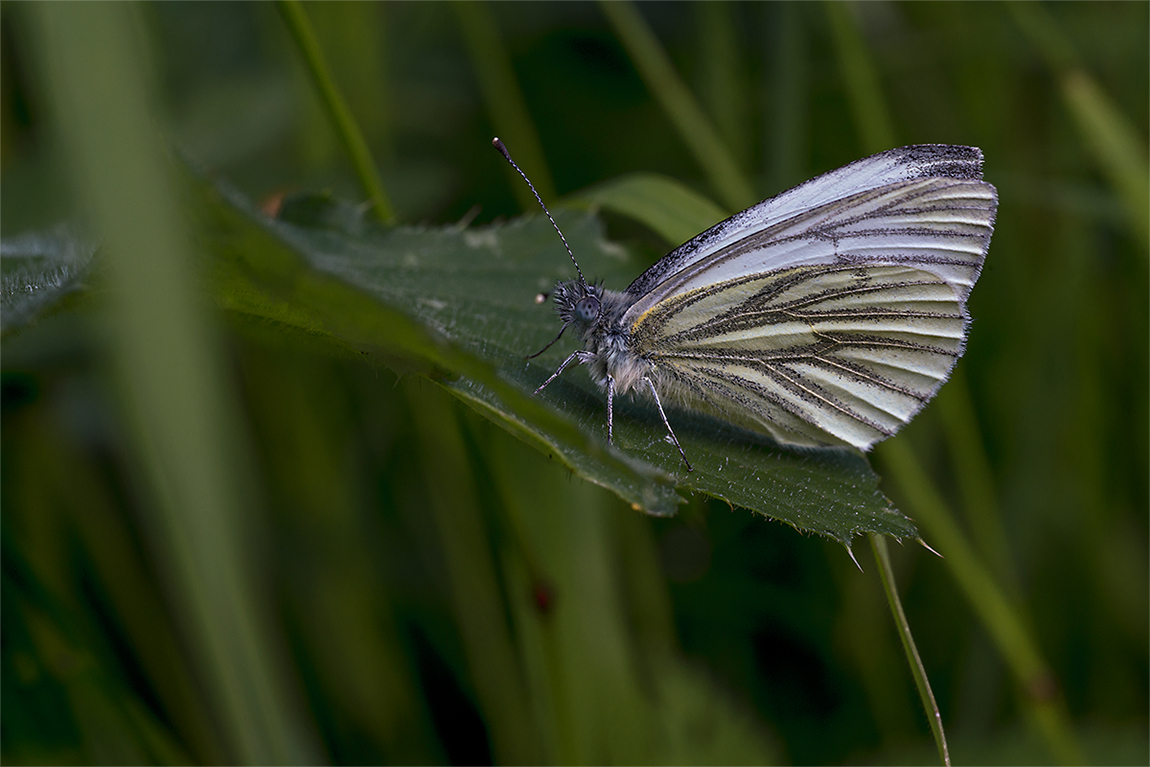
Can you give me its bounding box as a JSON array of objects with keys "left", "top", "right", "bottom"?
[
  {"left": 621, "top": 145, "right": 990, "bottom": 302},
  {"left": 623, "top": 176, "right": 994, "bottom": 327}
]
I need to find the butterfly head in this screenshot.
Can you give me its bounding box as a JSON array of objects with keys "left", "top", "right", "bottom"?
[{"left": 553, "top": 279, "right": 602, "bottom": 329}]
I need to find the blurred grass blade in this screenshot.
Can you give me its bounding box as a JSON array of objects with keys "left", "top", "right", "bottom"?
[
  {"left": 4, "top": 538, "right": 196, "bottom": 764},
  {"left": 869, "top": 533, "right": 949, "bottom": 767},
  {"left": 454, "top": 0, "right": 556, "bottom": 207},
  {"left": 567, "top": 172, "right": 726, "bottom": 246},
  {"left": 599, "top": 0, "right": 755, "bottom": 212},
  {"left": 937, "top": 368, "right": 1018, "bottom": 593},
  {"left": 1060, "top": 71, "right": 1149, "bottom": 252},
  {"left": 485, "top": 434, "right": 652, "bottom": 763},
  {"left": 17, "top": 413, "right": 225, "bottom": 761},
  {"left": 764, "top": 3, "right": 810, "bottom": 191},
  {"left": 406, "top": 382, "right": 541, "bottom": 764},
  {"left": 877, "top": 438, "right": 1085, "bottom": 766},
  {"left": 238, "top": 348, "right": 443, "bottom": 763},
  {"left": 486, "top": 427, "right": 780, "bottom": 764},
  {"left": 1008, "top": 2, "right": 1149, "bottom": 252},
  {"left": 824, "top": 1, "right": 895, "bottom": 153},
  {"left": 30, "top": 5, "right": 322, "bottom": 763},
  {"left": 1004, "top": 0, "right": 1078, "bottom": 71},
  {"left": 697, "top": 2, "right": 750, "bottom": 168},
  {"left": 277, "top": 0, "right": 394, "bottom": 224}
]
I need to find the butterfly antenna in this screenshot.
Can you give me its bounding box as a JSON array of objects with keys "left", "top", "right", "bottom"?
[{"left": 492, "top": 137, "right": 587, "bottom": 286}]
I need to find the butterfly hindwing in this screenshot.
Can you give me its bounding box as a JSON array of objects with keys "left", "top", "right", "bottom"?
[{"left": 632, "top": 263, "right": 969, "bottom": 449}]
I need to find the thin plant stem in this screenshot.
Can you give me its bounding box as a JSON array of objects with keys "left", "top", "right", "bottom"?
[
  {"left": 277, "top": 0, "right": 395, "bottom": 224},
  {"left": 869, "top": 534, "right": 949, "bottom": 767},
  {"left": 878, "top": 439, "right": 1085, "bottom": 766}
]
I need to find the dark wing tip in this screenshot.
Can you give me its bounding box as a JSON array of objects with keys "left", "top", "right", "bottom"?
[{"left": 891, "top": 144, "right": 985, "bottom": 181}]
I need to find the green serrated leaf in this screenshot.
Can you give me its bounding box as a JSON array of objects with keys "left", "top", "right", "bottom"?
[
  {"left": 1, "top": 171, "right": 919, "bottom": 544},
  {"left": 567, "top": 172, "right": 728, "bottom": 246},
  {"left": 1, "top": 224, "right": 98, "bottom": 335},
  {"left": 190, "top": 175, "right": 916, "bottom": 545},
  {"left": 194, "top": 180, "right": 685, "bottom": 517}
]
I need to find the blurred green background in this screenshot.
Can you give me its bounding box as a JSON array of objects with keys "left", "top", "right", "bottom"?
[{"left": 2, "top": 2, "right": 1146, "bottom": 765}]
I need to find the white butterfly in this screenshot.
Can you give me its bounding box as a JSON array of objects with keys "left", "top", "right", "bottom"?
[{"left": 495, "top": 140, "right": 997, "bottom": 470}]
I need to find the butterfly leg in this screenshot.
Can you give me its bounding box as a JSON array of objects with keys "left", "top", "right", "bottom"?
[
  {"left": 533, "top": 350, "right": 593, "bottom": 395},
  {"left": 643, "top": 376, "right": 692, "bottom": 472},
  {"left": 606, "top": 375, "right": 615, "bottom": 444}
]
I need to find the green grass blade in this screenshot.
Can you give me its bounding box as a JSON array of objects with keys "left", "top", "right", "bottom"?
[
  {"left": 763, "top": 3, "right": 810, "bottom": 191},
  {"left": 406, "top": 383, "right": 542, "bottom": 764},
  {"left": 1008, "top": 2, "right": 1149, "bottom": 252},
  {"left": 937, "top": 368, "right": 1019, "bottom": 593},
  {"left": 454, "top": 0, "right": 557, "bottom": 207},
  {"left": 1060, "top": 71, "right": 1150, "bottom": 252},
  {"left": 599, "top": 0, "right": 755, "bottom": 212},
  {"left": 567, "top": 171, "right": 726, "bottom": 246},
  {"left": 30, "top": 5, "right": 323, "bottom": 763},
  {"left": 824, "top": 2, "right": 895, "bottom": 153},
  {"left": 277, "top": 0, "right": 395, "bottom": 224},
  {"left": 696, "top": 3, "right": 750, "bottom": 168}
]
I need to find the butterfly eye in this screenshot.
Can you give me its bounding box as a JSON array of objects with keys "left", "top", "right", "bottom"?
[{"left": 574, "top": 296, "right": 600, "bottom": 323}]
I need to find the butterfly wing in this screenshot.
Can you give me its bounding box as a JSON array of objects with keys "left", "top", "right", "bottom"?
[{"left": 624, "top": 145, "right": 997, "bottom": 450}]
